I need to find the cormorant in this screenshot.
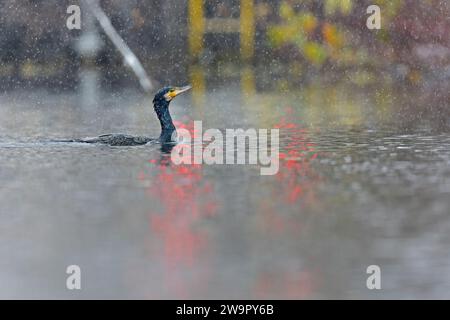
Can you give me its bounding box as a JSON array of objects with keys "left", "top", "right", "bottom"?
[{"left": 58, "top": 86, "right": 191, "bottom": 146}]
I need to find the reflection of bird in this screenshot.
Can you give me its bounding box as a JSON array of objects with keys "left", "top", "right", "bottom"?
[{"left": 58, "top": 86, "right": 191, "bottom": 146}]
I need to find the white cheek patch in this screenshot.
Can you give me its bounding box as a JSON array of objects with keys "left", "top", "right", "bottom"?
[{"left": 164, "top": 93, "right": 172, "bottom": 101}]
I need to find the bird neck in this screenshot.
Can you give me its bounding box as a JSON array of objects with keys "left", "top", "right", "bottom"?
[{"left": 153, "top": 100, "right": 176, "bottom": 142}]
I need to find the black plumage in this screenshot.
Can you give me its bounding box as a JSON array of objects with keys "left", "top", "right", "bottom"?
[{"left": 56, "top": 86, "right": 191, "bottom": 146}]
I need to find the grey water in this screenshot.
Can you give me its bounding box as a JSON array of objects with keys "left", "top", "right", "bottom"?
[{"left": 1, "top": 86, "right": 450, "bottom": 299}]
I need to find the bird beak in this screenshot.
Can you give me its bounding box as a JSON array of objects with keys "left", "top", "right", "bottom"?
[
  {"left": 165, "top": 85, "right": 192, "bottom": 101},
  {"left": 172, "top": 85, "right": 192, "bottom": 97}
]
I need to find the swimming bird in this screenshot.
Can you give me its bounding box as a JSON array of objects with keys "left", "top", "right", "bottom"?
[{"left": 58, "top": 86, "right": 191, "bottom": 146}]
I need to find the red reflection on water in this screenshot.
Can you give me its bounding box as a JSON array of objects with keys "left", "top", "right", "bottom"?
[
  {"left": 139, "top": 114, "right": 322, "bottom": 299},
  {"left": 269, "top": 112, "right": 321, "bottom": 214},
  {"left": 149, "top": 165, "right": 214, "bottom": 267},
  {"left": 255, "top": 111, "right": 322, "bottom": 299},
  {"left": 141, "top": 120, "right": 217, "bottom": 298}
]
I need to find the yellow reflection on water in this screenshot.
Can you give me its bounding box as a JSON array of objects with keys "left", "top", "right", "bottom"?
[
  {"left": 189, "top": 65, "right": 206, "bottom": 110},
  {"left": 188, "top": 64, "right": 395, "bottom": 129}
]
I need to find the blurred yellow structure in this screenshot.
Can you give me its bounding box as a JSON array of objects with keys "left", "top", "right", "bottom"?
[
  {"left": 188, "top": 0, "right": 256, "bottom": 108},
  {"left": 188, "top": 0, "right": 255, "bottom": 62}
]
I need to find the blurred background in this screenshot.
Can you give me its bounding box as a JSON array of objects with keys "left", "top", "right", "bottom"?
[
  {"left": 1, "top": 0, "right": 449, "bottom": 96},
  {"left": 1, "top": 0, "right": 450, "bottom": 299},
  {"left": 1, "top": 0, "right": 450, "bottom": 128}
]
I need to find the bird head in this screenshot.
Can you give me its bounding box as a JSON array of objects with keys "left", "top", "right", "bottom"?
[
  {"left": 153, "top": 85, "right": 192, "bottom": 105},
  {"left": 152, "top": 85, "right": 192, "bottom": 143}
]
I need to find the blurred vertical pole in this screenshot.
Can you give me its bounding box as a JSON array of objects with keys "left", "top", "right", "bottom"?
[
  {"left": 188, "top": 0, "right": 206, "bottom": 108},
  {"left": 77, "top": 0, "right": 102, "bottom": 110},
  {"left": 240, "top": 0, "right": 254, "bottom": 62},
  {"left": 189, "top": 65, "right": 206, "bottom": 110},
  {"left": 240, "top": 0, "right": 255, "bottom": 99},
  {"left": 188, "top": 0, "right": 204, "bottom": 61},
  {"left": 241, "top": 66, "right": 256, "bottom": 100}
]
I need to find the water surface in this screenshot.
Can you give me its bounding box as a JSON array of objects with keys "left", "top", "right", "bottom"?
[{"left": 0, "top": 86, "right": 449, "bottom": 299}]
